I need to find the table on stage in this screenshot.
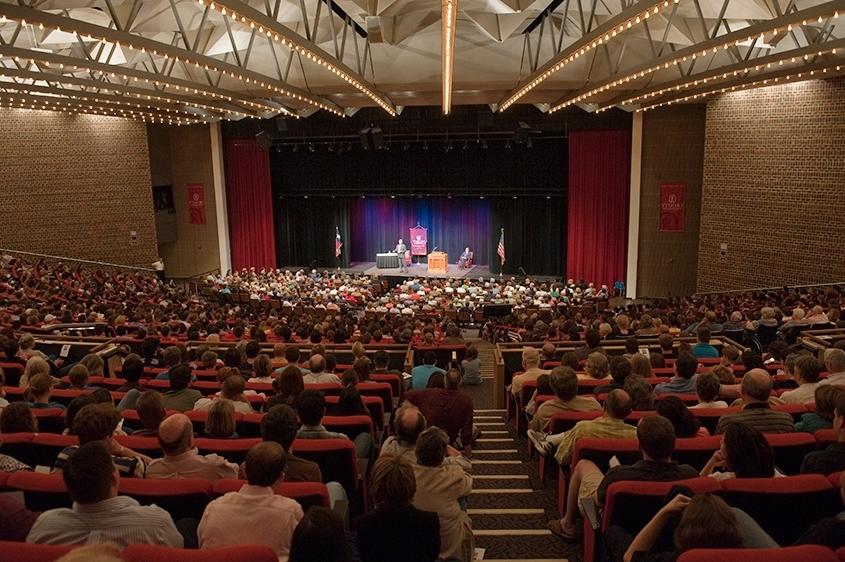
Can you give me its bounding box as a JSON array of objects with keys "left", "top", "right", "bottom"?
[
  {"left": 428, "top": 251, "right": 448, "bottom": 274},
  {"left": 376, "top": 253, "right": 400, "bottom": 268}
]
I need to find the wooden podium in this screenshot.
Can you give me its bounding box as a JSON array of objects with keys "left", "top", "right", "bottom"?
[{"left": 428, "top": 251, "right": 448, "bottom": 274}]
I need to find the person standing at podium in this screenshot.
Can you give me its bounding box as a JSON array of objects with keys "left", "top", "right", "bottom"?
[{"left": 394, "top": 238, "right": 407, "bottom": 273}]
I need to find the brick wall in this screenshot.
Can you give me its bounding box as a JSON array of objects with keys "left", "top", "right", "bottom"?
[
  {"left": 638, "top": 105, "right": 706, "bottom": 297},
  {"left": 698, "top": 77, "right": 845, "bottom": 292},
  {"left": 147, "top": 124, "right": 221, "bottom": 278},
  {"left": 0, "top": 108, "right": 157, "bottom": 268}
]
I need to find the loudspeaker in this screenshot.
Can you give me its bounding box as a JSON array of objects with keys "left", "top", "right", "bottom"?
[{"left": 255, "top": 130, "right": 271, "bottom": 150}]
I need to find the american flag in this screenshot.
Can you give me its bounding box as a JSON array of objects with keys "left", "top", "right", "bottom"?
[
  {"left": 335, "top": 227, "right": 343, "bottom": 258},
  {"left": 497, "top": 228, "right": 506, "bottom": 266}
]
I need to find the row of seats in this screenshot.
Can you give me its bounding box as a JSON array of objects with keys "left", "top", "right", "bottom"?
[
  {"left": 0, "top": 435, "right": 361, "bottom": 503},
  {"left": 580, "top": 473, "right": 843, "bottom": 562},
  {"left": 0, "top": 541, "right": 279, "bottom": 562},
  {"left": 0, "top": 471, "right": 330, "bottom": 519},
  {"left": 556, "top": 435, "right": 837, "bottom": 514}
]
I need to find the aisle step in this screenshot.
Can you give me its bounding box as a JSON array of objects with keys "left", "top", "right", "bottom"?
[
  {"left": 469, "top": 508, "right": 543, "bottom": 515},
  {"left": 472, "top": 449, "right": 518, "bottom": 454},
  {"left": 471, "top": 460, "right": 522, "bottom": 465},
  {"left": 471, "top": 488, "right": 533, "bottom": 494},
  {"left": 474, "top": 529, "right": 552, "bottom": 536},
  {"left": 473, "top": 475, "right": 529, "bottom": 480}
]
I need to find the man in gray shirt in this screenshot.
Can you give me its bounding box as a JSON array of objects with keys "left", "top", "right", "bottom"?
[{"left": 27, "top": 441, "right": 183, "bottom": 547}]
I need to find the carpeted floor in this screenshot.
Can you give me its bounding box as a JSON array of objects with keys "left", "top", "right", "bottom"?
[{"left": 456, "top": 338, "right": 581, "bottom": 562}]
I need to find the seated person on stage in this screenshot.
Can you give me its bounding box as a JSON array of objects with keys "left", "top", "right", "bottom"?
[
  {"left": 548, "top": 415, "right": 698, "bottom": 541},
  {"left": 458, "top": 248, "right": 471, "bottom": 268}
]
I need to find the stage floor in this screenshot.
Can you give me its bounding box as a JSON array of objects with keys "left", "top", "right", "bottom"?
[{"left": 360, "top": 262, "right": 487, "bottom": 279}]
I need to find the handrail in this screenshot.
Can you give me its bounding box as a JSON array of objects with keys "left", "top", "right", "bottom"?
[
  {"left": 1, "top": 248, "right": 155, "bottom": 272},
  {"left": 695, "top": 281, "right": 845, "bottom": 297}
]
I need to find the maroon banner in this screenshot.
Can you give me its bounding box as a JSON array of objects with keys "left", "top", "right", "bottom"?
[
  {"left": 659, "top": 182, "right": 686, "bottom": 233},
  {"left": 409, "top": 226, "right": 428, "bottom": 255},
  {"left": 187, "top": 183, "right": 206, "bottom": 225}
]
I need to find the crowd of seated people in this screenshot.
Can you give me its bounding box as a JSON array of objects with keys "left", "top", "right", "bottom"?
[{"left": 3, "top": 255, "right": 845, "bottom": 560}]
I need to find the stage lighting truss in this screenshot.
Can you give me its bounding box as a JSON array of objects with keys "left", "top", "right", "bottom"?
[
  {"left": 0, "top": 0, "right": 393, "bottom": 123},
  {"left": 548, "top": 0, "right": 844, "bottom": 113}
]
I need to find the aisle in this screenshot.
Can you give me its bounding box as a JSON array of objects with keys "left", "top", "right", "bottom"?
[{"left": 468, "top": 408, "right": 579, "bottom": 562}]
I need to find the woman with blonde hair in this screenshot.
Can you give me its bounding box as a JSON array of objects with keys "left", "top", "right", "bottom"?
[
  {"left": 578, "top": 352, "right": 611, "bottom": 381},
  {"left": 26, "top": 372, "right": 64, "bottom": 410},
  {"left": 247, "top": 354, "right": 274, "bottom": 384},
  {"left": 204, "top": 399, "right": 237, "bottom": 438},
  {"left": 20, "top": 356, "right": 50, "bottom": 387}
]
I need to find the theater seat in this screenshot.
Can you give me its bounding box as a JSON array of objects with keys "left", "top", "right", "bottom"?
[
  {"left": 0, "top": 432, "right": 36, "bottom": 467},
  {"left": 321, "top": 415, "right": 374, "bottom": 442},
  {"left": 194, "top": 438, "right": 262, "bottom": 464},
  {"left": 678, "top": 545, "right": 839, "bottom": 562},
  {"left": 720, "top": 474, "right": 841, "bottom": 545},
  {"left": 6, "top": 472, "right": 71, "bottom": 511},
  {"left": 213, "top": 479, "right": 330, "bottom": 510},
  {"left": 558, "top": 438, "right": 642, "bottom": 514},
  {"left": 119, "top": 477, "right": 212, "bottom": 520},
  {"left": 122, "top": 544, "right": 278, "bottom": 562},
  {"left": 673, "top": 436, "right": 722, "bottom": 471},
  {"left": 114, "top": 434, "right": 163, "bottom": 458},
  {"left": 32, "top": 433, "right": 77, "bottom": 467},
  {"left": 0, "top": 542, "right": 73, "bottom": 562},
  {"left": 584, "top": 478, "right": 721, "bottom": 562},
  {"left": 764, "top": 432, "right": 818, "bottom": 475},
  {"left": 32, "top": 408, "right": 66, "bottom": 434},
  {"left": 291, "top": 438, "right": 362, "bottom": 509}
]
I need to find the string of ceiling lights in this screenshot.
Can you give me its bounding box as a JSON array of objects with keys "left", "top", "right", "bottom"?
[
  {"left": 198, "top": 0, "right": 396, "bottom": 116},
  {"left": 549, "top": 0, "right": 844, "bottom": 113},
  {"left": 498, "top": 0, "right": 679, "bottom": 111},
  {"left": 636, "top": 60, "right": 845, "bottom": 111},
  {"left": 0, "top": 94, "right": 204, "bottom": 125},
  {"left": 441, "top": 0, "right": 458, "bottom": 115},
  {"left": 599, "top": 37, "right": 845, "bottom": 110},
  {"left": 0, "top": 4, "right": 342, "bottom": 117}
]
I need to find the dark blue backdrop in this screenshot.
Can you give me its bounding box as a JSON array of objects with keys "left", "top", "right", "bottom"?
[{"left": 348, "top": 198, "right": 491, "bottom": 265}]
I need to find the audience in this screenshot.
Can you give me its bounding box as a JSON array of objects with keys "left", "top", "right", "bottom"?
[
  {"left": 412, "top": 351, "right": 446, "bottom": 390},
  {"left": 530, "top": 366, "right": 601, "bottom": 432},
  {"left": 1, "top": 401, "right": 37, "bottom": 433},
  {"left": 781, "top": 355, "right": 823, "bottom": 405},
  {"left": 549, "top": 416, "right": 698, "bottom": 541},
  {"left": 302, "top": 354, "right": 341, "bottom": 385},
  {"left": 412, "top": 427, "right": 474, "bottom": 562},
  {"left": 198, "top": 442, "right": 303, "bottom": 558},
  {"left": 54, "top": 403, "right": 148, "bottom": 477},
  {"left": 800, "top": 392, "right": 845, "bottom": 474},
  {"left": 161, "top": 364, "right": 202, "bottom": 412},
  {"left": 405, "top": 368, "right": 475, "bottom": 455},
  {"left": 692, "top": 325, "right": 719, "bottom": 358},
  {"left": 701, "top": 423, "right": 782, "bottom": 480},
  {"left": 194, "top": 375, "right": 253, "bottom": 414},
  {"left": 145, "top": 413, "right": 238, "bottom": 480},
  {"left": 625, "top": 374, "right": 656, "bottom": 411},
  {"left": 27, "top": 441, "right": 183, "bottom": 547},
  {"left": 460, "top": 345, "right": 482, "bottom": 386},
  {"left": 690, "top": 371, "right": 728, "bottom": 409},
  {"left": 272, "top": 364, "right": 305, "bottom": 407},
  {"left": 716, "top": 370, "right": 794, "bottom": 434},
  {"left": 26, "top": 373, "right": 64, "bottom": 410},
  {"left": 356, "top": 454, "right": 440, "bottom": 562},
  {"left": 260, "top": 404, "right": 322, "bottom": 482},
  {"left": 657, "top": 396, "right": 707, "bottom": 437},
  {"left": 579, "top": 352, "right": 611, "bottom": 381},
  {"left": 132, "top": 390, "right": 165, "bottom": 436},
  {"left": 820, "top": 348, "right": 845, "bottom": 387},
  {"left": 204, "top": 399, "right": 237, "bottom": 438},
  {"left": 795, "top": 385, "right": 843, "bottom": 432},
  {"left": 288, "top": 506, "right": 351, "bottom": 562},
  {"left": 295, "top": 389, "right": 373, "bottom": 461},
  {"left": 654, "top": 353, "right": 697, "bottom": 395}
]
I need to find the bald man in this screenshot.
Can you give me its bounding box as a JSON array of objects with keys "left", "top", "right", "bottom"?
[
  {"left": 380, "top": 404, "right": 470, "bottom": 470},
  {"left": 302, "top": 354, "right": 341, "bottom": 385},
  {"left": 715, "top": 369, "right": 795, "bottom": 434},
  {"left": 510, "top": 347, "right": 549, "bottom": 396},
  {"left": 146, "top": 413, "right": 239, "bottom": 480}
]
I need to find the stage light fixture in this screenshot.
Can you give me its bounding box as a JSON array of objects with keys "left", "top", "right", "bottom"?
[
  {"left": 423, "top": 141, "right": 429, "bottom": 150},
  {"left": 481, "top": 140, "right": 488, "bottom": 149},
  {"left": 308, "top": 142, "right": 315, "bottom": 152},
  {"left": 462, "top": 140, "right": 469, "bottom": 150}
]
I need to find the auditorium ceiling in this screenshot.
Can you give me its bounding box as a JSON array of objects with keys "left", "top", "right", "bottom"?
[{"left": 0, "top": 0, "right": 842, "bottom": 123}]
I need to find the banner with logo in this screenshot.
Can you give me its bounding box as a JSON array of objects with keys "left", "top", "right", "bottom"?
[
  {"left": 659, "top": 182, "right": 686, "bottom": 233},
  {"left": 409, "top": 225, "right": 428, "bottom": 255},
  {"left": 187, "top": 183, "right": 206, "bottom": 225}
]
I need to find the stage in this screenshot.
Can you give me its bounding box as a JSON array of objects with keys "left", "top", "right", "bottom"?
[{"left": 362, "top": 262, "right": 482, "bottom": 279}]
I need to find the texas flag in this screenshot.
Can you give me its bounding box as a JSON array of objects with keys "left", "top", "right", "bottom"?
[{"left": 335, "top": 227, "right": 343, "bottom": 258}]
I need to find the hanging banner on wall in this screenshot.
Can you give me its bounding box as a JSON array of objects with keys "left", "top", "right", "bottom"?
[
  {"left": 409, "top": 225, "right": 428, "bottom": 255},
  {"left": 187, "top": 183, "right": 206, "bottom": 225},
  {"left": 659, "top": 182, "right": 686, "bottom": 233}
]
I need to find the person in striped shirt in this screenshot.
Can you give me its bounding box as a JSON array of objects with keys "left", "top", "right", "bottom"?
[{"left": 27, "top": 441, "right": 182, "bottom": 547}]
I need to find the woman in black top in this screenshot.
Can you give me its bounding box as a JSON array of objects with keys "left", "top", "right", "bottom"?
[{"left": 355, "top": 454, "right": 440, "bottom": 562}]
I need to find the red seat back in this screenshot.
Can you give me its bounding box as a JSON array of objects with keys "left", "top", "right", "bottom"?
[
  {"left": 119, "top": 477, "right": 212, "bottom": 520},
  {"left": 678, "top": 545, "right": 839, "bottom": 562},
  {"left": 7, "top": 472, "right": 71, "bottom": 511},
  {"left": 32, "top": 433, "right": 77, "bottom": 467},
  {"left": 321, "top": 415, "right": 374, "bottom": 441},
  {"left": 548, "top": 411, "right": 602, "bottom": 434},
  {"left": 0, "top": 541, "right": 73, "bottom": 562},
  {"left": 0, "top": 432, "right": 36, "bottom": 467},
  {"left": 324, "top": 395, "right": 385, "bottom": 431},
  {"left": 720, "top": 474, "right": 840, "bottom": 545},
  {"left": 672, "top": 436, "right": 722, "bottom": 471},
  {"left": 114, "top": 434, "right": 163, "bottom": 458},
  {"left": 764, "top": 432, "right": 818, "bottom": 475},
  {"left": 290, "top": 438, "right": 358, "bottom": 500},
  {"left": 602, "top": 477, "right": 722, "bottom": 531},
  {"left": 32, "top": 408, "right": 66, "bottom": 434},
  {"left": 357, "top": 382, "right": 393, "bottom": 414},
  {"left": 571, "top": 438, "right": 642, "bottom": 469},
  {"left": 212, "top": 479, "right": 330, "bottom": 510},
  {"left": 122, "top": 544, "right": 278, "bottom": 562},
  {"left": 304, "top": 383, "right": 343, "bottom": 396},
  {"left": 194, "top": 438, "right": 262, "bottom": 464}
]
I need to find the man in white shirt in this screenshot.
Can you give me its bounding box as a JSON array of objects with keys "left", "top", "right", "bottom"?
[
  {"left": 781, "top": 355, "right": 822, "bottom": 404},
  {"left": 510, "top": 347, "right": 548, "bottom": 396},
  {"left": 27, "top": 441, "right": 183, "bottom": 547},
  {"left": 198, "top": 442, "right": 303, "bottom": 560},
  {"left": 820, "top": 348, "right": 845, "bottom": 387},
  {"left": 302, "top": 354, "right": 341, "bottom": 385}
]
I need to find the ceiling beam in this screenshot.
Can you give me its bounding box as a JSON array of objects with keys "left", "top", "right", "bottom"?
[{"left": 442, "top": 0, "right": 458, "bottom": 114}]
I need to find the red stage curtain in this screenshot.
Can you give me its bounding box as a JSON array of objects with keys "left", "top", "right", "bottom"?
[
  {"left": 223, "top": 139, "right": 276, "bottom": 271},
  {"left": 566, "top": 130, "right": 631, "bottom": 288}
]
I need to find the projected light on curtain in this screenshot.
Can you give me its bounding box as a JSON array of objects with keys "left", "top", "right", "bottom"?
[{"left": 348, "top": 198, "right": 491, "bottom": 265}]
